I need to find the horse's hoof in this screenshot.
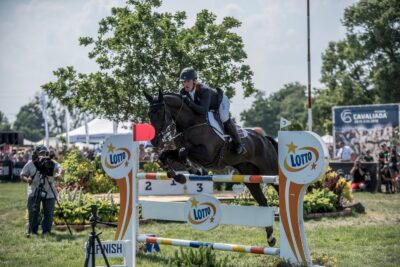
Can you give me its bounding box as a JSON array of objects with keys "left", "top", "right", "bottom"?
[
  {"left": 267, "top": 236, "right": 276, "bottom": 247},
  {"left": 174, "top": 174, "right": 187, "bottom": 184},
  {"left": 166, "top": 170, "right": 175, "bottom": 178}
]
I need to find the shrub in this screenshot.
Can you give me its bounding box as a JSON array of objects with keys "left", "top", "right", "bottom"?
[
  {"left": 303, "top": 188, "right": 338, "bottom": 214},
  {"left": 54, "top": 188, "right": 119, "bottom": 225},
  {"left": 60, "top": 147, "right": 95, "bottom": 189},
  {"left": 142, "top": 161, "right": 163, "bottom": 172},
  {"left": 167, "top": 246, "right": 229, "bottom": 267},
  {"left": 311, "top": 167, "right": 353, "bottom": 205},
  {"left": 87, "top": 171, "right": 117, "bottom": 194}
]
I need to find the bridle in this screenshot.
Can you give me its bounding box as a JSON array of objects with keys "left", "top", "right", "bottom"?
[{"left": 150, "top": 96, "right": 184, "bottom": 145}]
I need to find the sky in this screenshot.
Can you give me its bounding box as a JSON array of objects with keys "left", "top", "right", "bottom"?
[{"left": 0, "top": 0, "right": 358, "bottom": 124}]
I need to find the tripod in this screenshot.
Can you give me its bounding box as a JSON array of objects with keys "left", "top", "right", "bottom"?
[{"left": 84, "top": 204, "right": 111, "bottom": 267}]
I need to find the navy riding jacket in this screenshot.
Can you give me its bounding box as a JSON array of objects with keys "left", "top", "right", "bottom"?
[{"left": 179, "top": 84, "right": 223, "bottom": 116}]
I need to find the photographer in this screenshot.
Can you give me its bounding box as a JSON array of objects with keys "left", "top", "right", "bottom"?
[
  {"left": 350, "top": 159, "right": 367, "bottom": 191},
  {"left": 20, "top": 145, "right": 63, "bottom": 236}
]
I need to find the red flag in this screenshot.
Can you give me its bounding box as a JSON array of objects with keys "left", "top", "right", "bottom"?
[{"left": 133, "top": 123, "right": 155, "bottom": 141}]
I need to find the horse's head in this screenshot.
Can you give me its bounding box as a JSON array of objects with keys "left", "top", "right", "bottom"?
[{"left": 144, "top": 89, "right": 167, "bottom": 147}]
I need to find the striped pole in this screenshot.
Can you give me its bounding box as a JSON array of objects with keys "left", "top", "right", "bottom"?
[
  {"left": 137, "top": 235, "right": 280, "bottom": 256},
  {"left": 136, "top": 172, "right": 277, "bottom": 184}
]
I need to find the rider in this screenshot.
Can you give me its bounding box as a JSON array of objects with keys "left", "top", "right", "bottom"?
[{"left": 178, "top": 67, "right": 246, "bottom": 155}]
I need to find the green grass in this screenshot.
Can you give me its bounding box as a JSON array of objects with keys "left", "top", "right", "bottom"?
[{"left": 0, "top": 183, "right": 399, "bottom": 266}]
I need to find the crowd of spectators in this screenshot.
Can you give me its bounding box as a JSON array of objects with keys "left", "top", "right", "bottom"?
[
  {"left": 332, "top": 141, "right": 399, "bottom": 193},
  {"left": 0, "top": 149, "right": 32, "bottom": 163}
]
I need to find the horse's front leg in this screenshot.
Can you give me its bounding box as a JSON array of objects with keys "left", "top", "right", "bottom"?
[{"left": 158, "top": 149, "right": 188, "bottom": 184}]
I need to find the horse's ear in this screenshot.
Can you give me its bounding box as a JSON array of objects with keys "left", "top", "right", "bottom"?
[
  {"left": 158, "top": 88, "right": 163, "bottom": 101},
  {"left": 143, "top": 91, "right": 153, "bottom": 103}
]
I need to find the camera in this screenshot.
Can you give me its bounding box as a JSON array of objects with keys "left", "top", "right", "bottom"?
[{"left": 34, "top": 156, "right": 56, "bottom": 177}]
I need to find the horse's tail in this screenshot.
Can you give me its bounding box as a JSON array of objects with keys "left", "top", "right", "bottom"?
[
  {"left": 264, "top": 135, "right": 278, "bottom": 154},
  {"left": 246, "top": 128, "right": 278, "bottom": 154}
]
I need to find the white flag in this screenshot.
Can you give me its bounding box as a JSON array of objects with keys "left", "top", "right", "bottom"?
[
  {"left": 40, "top": 92, "right": 49, "bottom": 148},
  {"left": 280, "top": 117, "right": 291, "bottom": 129}
]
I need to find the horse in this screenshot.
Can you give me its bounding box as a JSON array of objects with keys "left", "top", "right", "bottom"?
[{"left": 144, "top": 89, "right": 279, "bottom": 246}]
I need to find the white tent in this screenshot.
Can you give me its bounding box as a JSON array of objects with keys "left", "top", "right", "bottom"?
[
  {"left": 321, "top": 135, "right": 333, "bottom": 145},
  {"left": 62, "top": 118, "right": 132, "bottom": 144}
]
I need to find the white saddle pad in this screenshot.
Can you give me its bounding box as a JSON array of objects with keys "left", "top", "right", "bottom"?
[{"left": 207, "top": 112, "right": 248, "bottom": 141}]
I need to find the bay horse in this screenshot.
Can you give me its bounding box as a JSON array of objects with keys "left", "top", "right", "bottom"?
[{"left": 144, "top": 89, "right": 279, "bottom": 246}]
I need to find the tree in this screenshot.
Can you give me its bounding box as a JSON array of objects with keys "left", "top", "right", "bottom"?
[
  {"left": 46, "top": 95, "right": 93, "bottom": 135},
  {"left": 317, "top": 0, "right": 400, "bottom": 124},
  {"left": 0, "top": 111, "right": 11, "bottom": 132},
  {"left": 241, "top": 82, "right": 307, "bottom": 137},
  {"left": 42, "top": 0, "right": 257, "bottom": 122},
  {"left": 312, "top": 0, "right": 400, "bottom": 134},
  {"left": 13, "top": 98, "right": 44, "bottom": 142}
]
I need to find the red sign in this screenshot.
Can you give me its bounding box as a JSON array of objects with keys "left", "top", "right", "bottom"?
[{"left": 133, "top": 124, "right": 155, "bottom": 141}]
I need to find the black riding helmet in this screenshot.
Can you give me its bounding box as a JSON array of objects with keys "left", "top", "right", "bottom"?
[{"left": 179, "top": 67, "right": 198, "bottom": 81}]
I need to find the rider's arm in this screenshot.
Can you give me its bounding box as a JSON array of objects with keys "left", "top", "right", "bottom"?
[{"left": 187, "top": 89, "right": 211, "bottom": 115}]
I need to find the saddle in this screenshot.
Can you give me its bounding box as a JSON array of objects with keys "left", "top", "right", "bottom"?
[{"left": 206, "top": 112, "right": 248, "bottom": 141}]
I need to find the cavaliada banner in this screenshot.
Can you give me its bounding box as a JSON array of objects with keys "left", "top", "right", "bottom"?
[{"left": 332, "top": 104, "right": 400, "bottom": 160}]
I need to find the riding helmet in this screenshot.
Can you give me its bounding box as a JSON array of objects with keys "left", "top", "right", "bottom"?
[{"left": 179, "top": 67, "right": 198, "bottom": 81}]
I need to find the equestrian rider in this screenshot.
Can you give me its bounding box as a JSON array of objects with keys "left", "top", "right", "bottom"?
[{"left": 178, "top": 67, "right": 246, "bottom": 155}]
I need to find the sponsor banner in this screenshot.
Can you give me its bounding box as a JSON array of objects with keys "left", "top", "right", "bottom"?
[
  {"left": 334, "top": 104, "right": 399, "bottom": 128},
  {"left": 101, "top": 134, "right": 134, "bottom": 179},
  {"left": 279, "top": 131, "right": 329, "bottom": 184},
  {"left": 332, "top": 104, "right": 400, "bottom": 160},
  {"left": 184, "top": 194, "right": 222, "bottom": 231}
]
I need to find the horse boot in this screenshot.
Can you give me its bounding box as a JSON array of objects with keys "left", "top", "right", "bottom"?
[{"left": 223, "top": 119, "right": 247, "bottom": 155}]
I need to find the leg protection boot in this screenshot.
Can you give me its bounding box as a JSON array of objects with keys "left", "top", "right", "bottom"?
[{"left": 223, "top": 119, "right": 247, "bottom": 155}]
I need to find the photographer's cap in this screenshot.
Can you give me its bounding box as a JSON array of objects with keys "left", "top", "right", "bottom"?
[{"left": 35, "top": 145, "right": 49, "bottom": 154}]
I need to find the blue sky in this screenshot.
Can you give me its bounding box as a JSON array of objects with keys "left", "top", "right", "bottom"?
[{"left": 0, "top": 0, "right": 357, "bottom": 124}]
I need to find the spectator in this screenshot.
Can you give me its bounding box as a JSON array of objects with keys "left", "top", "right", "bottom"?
[
  {"left": 389, "top": 147, "right": 399, "bottom": 192},
  {"left": 363, "top": 150, "right": 374, "bottom": 162},
  {"left": 139, "top": 144, "right": 146, "bottom": 169},
  {"left": 381, "top": 165, "right": 394, "bottom": 193},
  {"left": 24, "top": 149, "right": 32, "bottom": 161},
  {"left": 350, "top": 159, "right": 367, "bottom": 191},
  {"left": 335, "top": 141, "right": 354, "bottom": 162}
]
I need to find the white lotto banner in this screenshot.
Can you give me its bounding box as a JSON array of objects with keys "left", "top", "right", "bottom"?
[
  {"left": 184, "top": 194, "right": 222, "bottom": 231},
  {"left": 278, "top": 131, "right": 329, "bottom": 265}
]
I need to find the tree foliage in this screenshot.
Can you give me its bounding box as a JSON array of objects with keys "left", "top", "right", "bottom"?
[
  {"left": 0, "top": 111, "right": 12, "bottom": 132},
  {"left": 13, "top": 98, "right": 44, "bottom": 142},
  {"left": 242, "top": 0, "right": 399, "bottom": 135},
  {"left": 241, "top": 82, "right": 307, "bottom": 137},
  {"left": 46, "top": 95, "right": 93, "bottom": 135},
  {"left": 42, "top": 0, "right": 256, "bottom": 122}
]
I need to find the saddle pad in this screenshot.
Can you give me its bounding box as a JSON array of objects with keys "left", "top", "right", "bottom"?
[
  {"left": 207, "top": 112, "right": 248, "bottom": 141},
  {"left": 208, "top": 112, "right": 225, "bottom": 141},
  {"left": 236, "top": 125, "right": 249, "bottom": 139}
]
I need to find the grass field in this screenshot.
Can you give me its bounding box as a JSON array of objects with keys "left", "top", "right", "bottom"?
[{"left": 0, "top": 182, "right": 399, "bottom": 267}]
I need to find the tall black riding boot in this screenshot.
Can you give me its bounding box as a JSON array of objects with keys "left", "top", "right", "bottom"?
[{"left": 223, "top": 119, "right": 247, "bottom": 155}]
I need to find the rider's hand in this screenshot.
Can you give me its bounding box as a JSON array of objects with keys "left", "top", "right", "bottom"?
[
  {"left": 27, "top": 177, "right": 33, "bottom": 185},
  {"left": 183, "top": 95, "right": 191, "bottom": 106}
]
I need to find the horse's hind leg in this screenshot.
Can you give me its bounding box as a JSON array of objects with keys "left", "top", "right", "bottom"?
[{"left": 235, "top": 163, "right": 276, "bottom": 247}]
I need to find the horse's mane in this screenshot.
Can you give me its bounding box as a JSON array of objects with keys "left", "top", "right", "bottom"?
[{"left": 163, "top": 92, "right": 182, "bottom": 99}]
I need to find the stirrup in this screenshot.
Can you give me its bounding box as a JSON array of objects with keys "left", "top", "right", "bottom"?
[{"left": 235, "top": 144, "right": 247, "bottom": 155}]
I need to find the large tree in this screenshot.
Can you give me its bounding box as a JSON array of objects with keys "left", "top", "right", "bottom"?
[
  {"left": 314, "top": 0, "right": 400, "bottom": 133},
  {"left": 42, "top": 0, "right": 257, "bottom": 122},
  {"left": 46, "top": 95, "right": 93, "bottom": 135},
  {"left": 0, "top": 111, "right": 12, "bottom": 132},
  {"left": 241, "top": 82, "right": 307, "bottom": 137},
  {"left": 13, "top": 98, "right": 44, "bottom": 142}
]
